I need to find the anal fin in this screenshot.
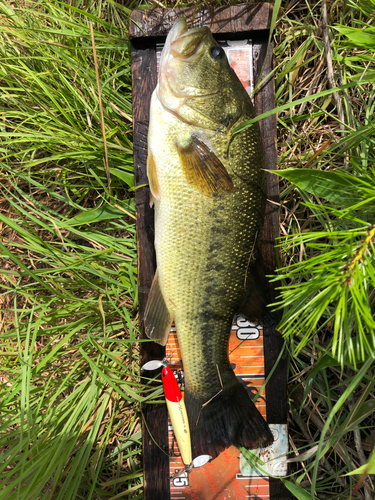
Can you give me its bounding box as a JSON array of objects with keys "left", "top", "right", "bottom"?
[{"left": 144, "top": 269, "right": 173, "bottom": 345}]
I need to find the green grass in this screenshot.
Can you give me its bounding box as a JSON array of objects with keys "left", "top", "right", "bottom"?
[
  {"left": 0, "top": 1, "right": 158, "bottom": 498},
  {"left": 0, "top": 0, "right": 374, "bottom": 499},
  {"left": 272, "top": 1, "right": 375, "bottom": 498}
]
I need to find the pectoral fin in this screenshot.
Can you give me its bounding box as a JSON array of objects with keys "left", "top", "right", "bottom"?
[
  {"left": 144, "top": 269, "right": 173, "bottom": 345},
  {"left": 177, "top": 136, "right": 234, "bottom": 197},
  {"left": 147, "top": 151, "right": 160, "bottom": 207}
]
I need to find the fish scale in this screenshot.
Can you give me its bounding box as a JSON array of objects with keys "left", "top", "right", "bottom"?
[
  {"left": 145, "top": 18, "right": 274, "bottom": 458},
  {"left": 158, "top": 132, "right": 264, "bottom": 396}
]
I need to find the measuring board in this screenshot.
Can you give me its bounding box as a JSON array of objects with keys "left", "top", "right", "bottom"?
[
  {"left": 167, "top": 317, "right": 287, "bottom": 500},
  {"left": 130, "top": 5, "right": 290, "bottom": 499}
]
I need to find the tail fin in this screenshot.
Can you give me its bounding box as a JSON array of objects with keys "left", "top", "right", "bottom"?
[{"left": 185, "top": 378, "right": 274, "bottom": 459}]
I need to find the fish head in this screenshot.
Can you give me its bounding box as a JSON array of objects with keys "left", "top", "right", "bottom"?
[{"left": 158, "top": 18, "right": 248, "bottom": 131}]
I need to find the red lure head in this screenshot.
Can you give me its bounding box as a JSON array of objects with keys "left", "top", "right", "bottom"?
[{"left": 161, "top": 366, "right": 182, "bottom": 403}]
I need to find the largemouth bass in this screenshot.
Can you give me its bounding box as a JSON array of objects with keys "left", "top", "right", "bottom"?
[{"left": 145, "top": 18, "right": 274, "bottom": 458}]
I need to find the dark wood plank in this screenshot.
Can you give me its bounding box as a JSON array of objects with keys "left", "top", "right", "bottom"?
[
  {"left": 270, "top": 477, "right": 294, "bottom": 499},
  {"left": 130, "top": 6, "right": 291, "bottom": 498},
  {"left": 131, "top": 40, "right": 170, "bottom": 500},
  {"left": 253, "top": 35, "right": 288, "bottom": 424},
  {"left": 253, "top": 33, "right": 290, "bottom": 499},
  {"left": 253, "top": 35, "right": 287, "bottom": 425},
  {"left": 129, "top": 3, "right": 272, "bottom": 38}
]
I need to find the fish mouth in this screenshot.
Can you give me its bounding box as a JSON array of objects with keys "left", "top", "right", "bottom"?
[
  {"left": 157, "top": 19, "right": 217, "bottom": 118},
  {"left": 160, "top": 19, "right": 210, "bottom": 70},
  {"left": 170, "top": 24, "right": 210, "bottom": 59}
]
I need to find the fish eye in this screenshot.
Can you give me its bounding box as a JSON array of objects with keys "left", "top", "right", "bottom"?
[{"left": 210, "top": 46, "right": 223, "bottom": 59}]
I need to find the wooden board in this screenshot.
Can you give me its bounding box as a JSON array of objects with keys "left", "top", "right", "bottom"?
[{"left": 130, "top": 4, "right": 290, "bottom": 499}]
